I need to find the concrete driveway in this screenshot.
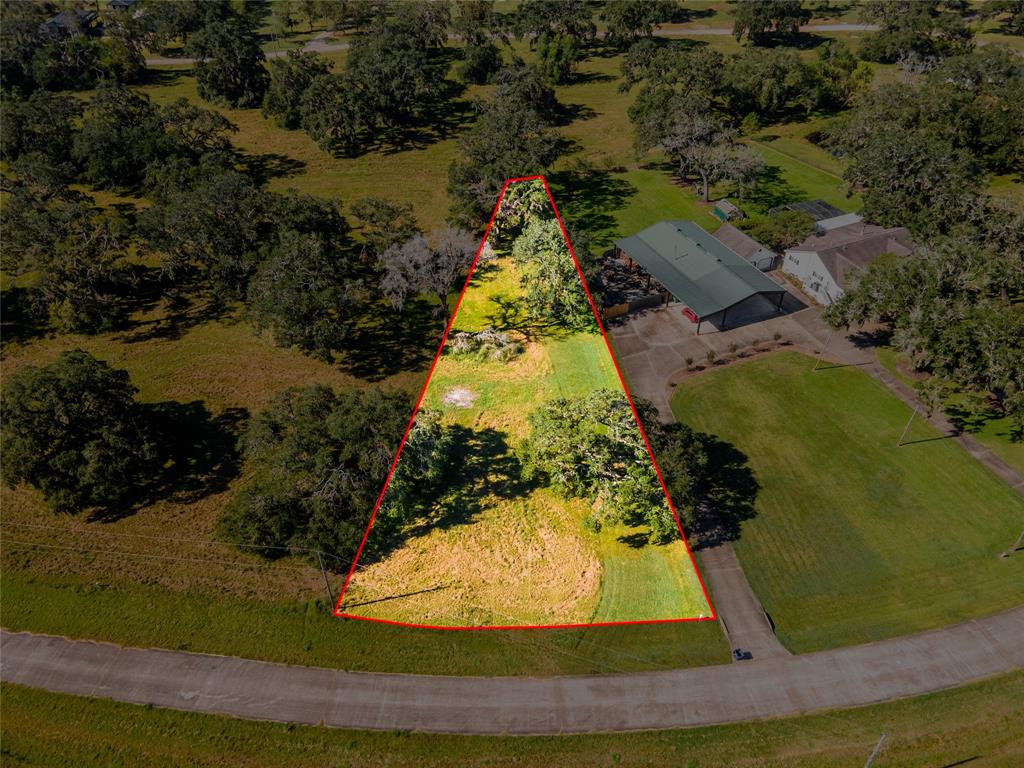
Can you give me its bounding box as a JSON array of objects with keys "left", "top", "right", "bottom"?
[{"left": 608, "top": 287, "right": 818, "bottom": 420}]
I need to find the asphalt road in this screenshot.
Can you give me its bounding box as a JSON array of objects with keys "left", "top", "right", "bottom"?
[{"left": 3, "top": 605, "right": 1022, "bottom": 735}]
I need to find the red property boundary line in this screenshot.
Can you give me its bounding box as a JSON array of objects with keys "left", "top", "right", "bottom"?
[{"left": 333, "top": 175, "right": 717, "bottom": 630}]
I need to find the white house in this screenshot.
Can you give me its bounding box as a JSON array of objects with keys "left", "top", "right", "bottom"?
[
  {"left": 712, "top": 222, "right": 778, "bottom": 271},
  {"left": 783, "top": 219, "right": 914, "bottom": 305}
]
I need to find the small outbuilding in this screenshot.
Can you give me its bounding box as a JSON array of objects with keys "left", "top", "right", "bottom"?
[
  {"left": 712, "top": 199, "right": 743, "bottom": 222},
  {"left": 712, "top": 222, "right": 778, "bottom": 272},
  {"left": 615, "top": 221, "right": 786, "bottom": 334}
]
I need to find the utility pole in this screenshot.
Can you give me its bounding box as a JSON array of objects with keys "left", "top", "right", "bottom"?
[
  {"left": 813, "top": 327, "right": 836, "bottom": 372},
  {"left": 1000, "top": 528, "right": 1024, "bottom": 559},
  {"left": 864, "top": 732, "right": 888, "bottom": 768},
  {"left": 316, "top": 549, "right": 335, "bottom": 606},
  {"left": 897, "top": 405, "right": 919, "bottom": 447}
]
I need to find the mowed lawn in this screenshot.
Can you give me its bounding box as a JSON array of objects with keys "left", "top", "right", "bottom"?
[
  {"left": 343, "top": 251, "right": 710, "bottom": 626},
  {"left": 671, "top": 351, "right": 1024, "bottom": 652}
]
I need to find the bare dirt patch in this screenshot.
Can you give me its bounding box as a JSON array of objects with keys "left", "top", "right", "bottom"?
[{"left": 442, "top": 387, "right": 478, "bottom": 408}]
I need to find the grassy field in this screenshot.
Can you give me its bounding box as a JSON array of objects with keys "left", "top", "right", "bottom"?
[
  {"left": 671, "top": 351, "right": 1024, "bottom": 652},
  {"left": 342, "top": 227, "right": 710, "bottom": 626},
  {"left": 875, "top": 347, "right": 1024, "bottom": 476},
  {"left": 6, "top": 22, "right": 1013, "bottom": 674},
  {"left": 4, "top": 672, "right": 1023, "bottom": 767}
]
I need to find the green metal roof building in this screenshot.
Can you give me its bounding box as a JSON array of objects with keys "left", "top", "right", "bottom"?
[{"left": 615, "top": 220, "right": 785, "bottom": 333}]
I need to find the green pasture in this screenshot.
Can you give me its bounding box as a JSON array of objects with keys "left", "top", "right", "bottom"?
[{"left": 671, "top": 351, "right": 1024, "bottom": 652}]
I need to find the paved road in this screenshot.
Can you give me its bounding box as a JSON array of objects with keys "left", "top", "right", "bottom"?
[
  {"left": 699, "top": 542, "right": 791, "bottom": 661},
  {"left": 3, "top": 607, "right": 1022, "bottom": 734}
]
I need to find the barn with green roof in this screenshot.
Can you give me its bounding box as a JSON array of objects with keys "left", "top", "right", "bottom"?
[{"left": 614, "top": 220, "right": 786, "bottom": 334}]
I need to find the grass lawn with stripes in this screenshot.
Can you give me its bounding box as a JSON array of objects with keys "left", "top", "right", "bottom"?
[{"left": 671, "top": 351, "right": 1024, "bottom": 652}]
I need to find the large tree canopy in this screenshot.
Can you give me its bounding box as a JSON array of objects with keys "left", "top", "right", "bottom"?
[
  {"left": 859, "top": 0, "right": 973, "bottom": 63},
  {"left": 826, "top": 200, "right": 1024, "bottom": 436},
  {"left": 510, "top": 217, "right": 594, "bottom": 330},
  {"left": 187, "top": 18, "right": 269, "bottom": 108},
  {"left": 1, "top": 350, "right": 156, "bottom": 514},
  {"left": 731, "top": 0, "right": 811, "bottom": 46},
  {"left": 520, "top": 389, "right": 678, "bottom": 544},
  {"left": 217, "top": 385, "right": 415, "bottom": 560},
  {"left": 447, "top": 65, "right": 563, "bottom": 228}
]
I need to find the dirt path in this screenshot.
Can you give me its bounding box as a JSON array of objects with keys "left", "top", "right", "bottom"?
[{"left": 3, "top": 606, "right": 1021, "bottom": 734}]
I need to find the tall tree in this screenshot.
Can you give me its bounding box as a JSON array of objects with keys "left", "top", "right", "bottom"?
[
  {"left": 247, "top": 193, "right": 358, "bottom": 359},
  {"left": 72, "top": 83, "right": 167, "bottom": 189},
  {"left": 217, "top": 385, "right": 414, "bottom": 558},
  {"left": 351, "top": 197, "right": 421, "bottom": 259},
  {"left": 187, "top": 19, "right": 269, "bottom": 108},
  {"left": 299, "top": 72, "right": 365, "bottom": 155},
  {"left": 859, "top": 0, "right": 973, "bottom": 63},
  {"left": 843, "top": 130, "right": 980, "bottom": 237},
  {"left": 510, "top": 217, "right": 594, "bottom": 330},
  {"left": 0, "top": 89, "right": 82, "bottom": 165},
  {"left": 602, "top": 0, "right": 678, "bottom": 48},
  {"left": 453, "top": 0, "right": 507, "bottom": 84},
  {"left": 1, "top": 350, "right": 156, "bottom": 514},
  {"left": 731, "top": 0, "right": 811, "bottom": 46},
  {"left": 263, "top": 50, "right": 332, "bottom": 128},
  {"left": 1, "top": 183, "right": 130, "bottom": 332},
  {"left": 447, "top": 68, "right": 562, "bottom": 228},
  {"left": 379, "top": 227, "right": 477, "bottom": 322},
  {"left": 140, "top": 169, "right": 268, "bottom": 302}
]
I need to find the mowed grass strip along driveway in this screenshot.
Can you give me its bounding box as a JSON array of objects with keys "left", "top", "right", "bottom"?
[{"left": 671, "top": 351, "right": 1024, "bottom": 653}]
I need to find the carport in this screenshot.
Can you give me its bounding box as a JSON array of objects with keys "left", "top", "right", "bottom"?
[{"left": 615, "top": 220, "right": 786, "bottom": 334}]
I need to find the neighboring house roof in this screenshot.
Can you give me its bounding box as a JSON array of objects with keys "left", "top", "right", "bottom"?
[
  {"left": 790, "top": 222, "right": 914, "bottom": 290},
  {"left": 816, "top": 212, "right": 863, "bottom": 232},
  {"left": 615, "top": 221, "right": 784, "bottom": 319},
  {"left": 770, "top": 199, "right": 846, "bottom": 221},
  {"left": 712, "top": 222, "right": 774, "bottom": 262},
  {"left": 39, "top": 9, "right": 99, "bottom": 37}
]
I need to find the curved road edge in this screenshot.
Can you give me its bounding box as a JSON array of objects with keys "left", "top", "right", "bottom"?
[{"left": 3, "top": 606, "right": 1023, "bottom": 735}]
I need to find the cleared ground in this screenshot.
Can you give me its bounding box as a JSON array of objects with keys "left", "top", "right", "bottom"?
[
  {"left": 342, "top": 245, "right": 710, "bottom": 626},
  {"left": 671, "top": 351, "right": 1024, "bottom": 652}
]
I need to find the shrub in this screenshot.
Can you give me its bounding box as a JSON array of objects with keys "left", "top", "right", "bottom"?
[{"left": 448, "top": 327, "right": 523, "bottom": 362}]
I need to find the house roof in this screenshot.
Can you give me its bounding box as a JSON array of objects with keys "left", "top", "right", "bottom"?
[
  {"left": 712, "top": 222, "right": 773, "bottom": 262},
  {"left": 791, "top": 222, "right": 914, "bottom": 289},
  {"left": 816, "top": 212, "right": 863, "bottom": 232},
  {"left": 770, "top": 199, "right": 846, "bottom": 221},
  {"left": 615, "top": 221, "right": 784, "bottom": 319}
]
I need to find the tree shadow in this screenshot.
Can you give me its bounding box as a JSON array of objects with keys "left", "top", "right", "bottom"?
[
  {"left": 847, "top": 327, "right": 893, "bottom": 350},
  {"left": 234, "top": 151, "right": 306, "bottom": 184},
  {"left": 478, "top": 294, "right": 576, "bottom": 342},
  {"left": 617, "top": 531, "right": 650, "bottom": 548},
  {"left": 338, "top": 294, "right": 440, "bottom": 381},
  {"left": 88, "top": 403, "right": 248, "bottom": 522},
  {"left": 546, "top": 168, "right": 638, "bottom": 251},
  {"left": 143, "top": 67, "right": 190, "bottom": 88},
  {"left": 0, "top": 287, "right": 50, "bottom": 348},
  {"left": 745, "top": 166, "right": 810, "bottom": 213},
  {"left": 365, "top": 424, "right": 539, "bottom": 561},
  {"left": 552, "top": 102, "right": 598, "bottom": 127},
  {"left": 692, "top": 437, "right": 760, "bottom": 547},
  {"left": 116, "top": 291, "right": 233, "bottom": 344}
]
